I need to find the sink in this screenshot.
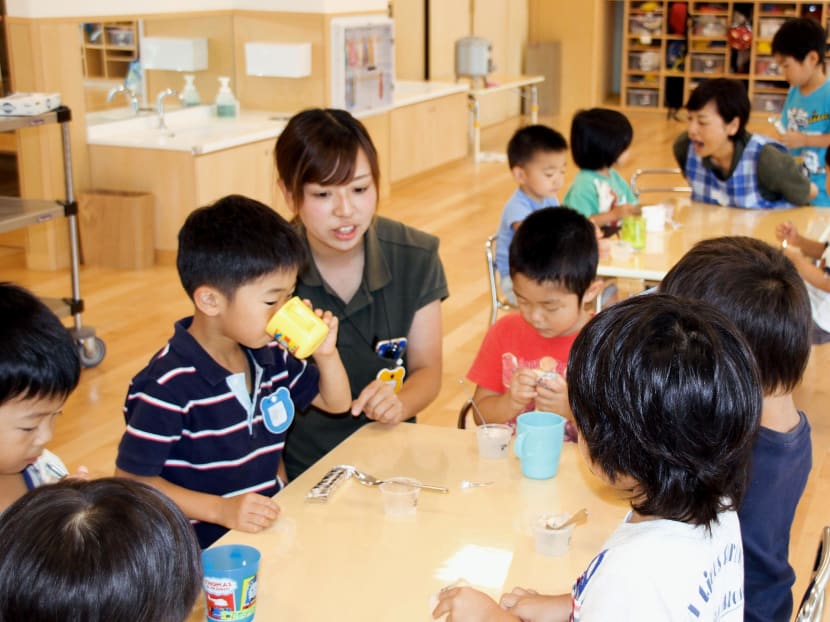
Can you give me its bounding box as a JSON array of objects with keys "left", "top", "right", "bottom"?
[{"left": 85, "top": 107, "right": 155, "bottom": 127}]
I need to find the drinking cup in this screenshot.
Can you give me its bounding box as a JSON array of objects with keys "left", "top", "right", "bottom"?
[
  {"left": 265, "top": 296, "right": 329, "bottom": 359},
  {"left": 379, "top": 477, "right": 420, "bottom": 517},
  {"left": 621, "top": 215, "right": 646, "bottom": 250},
  {"left": 532, "top": 513, "right": 575, "bottom": 556},
  {"left": 641, "top": 204, "right": 667, "bottom": 232},
  {"left": 202, "top": 544, "right": 261, "bottom": 622},
  {"left": 513, "top": 411, "right": 566, "bottom": 479},
  {"left": 475, "top": 423, "right": 512, "bottom": 459}
]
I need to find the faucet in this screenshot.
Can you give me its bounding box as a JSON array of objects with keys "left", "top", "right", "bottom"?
[
  {"left": 155, "top": 88, "right": 180, "bottom": 132},
  {"left": 106, "top": 84, "right": 139, "bottom": 115}
]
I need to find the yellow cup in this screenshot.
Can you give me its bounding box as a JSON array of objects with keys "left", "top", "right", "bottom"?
[
  {"left": 265, "top": 297, "right": 329, "bottom": 359},
  {"left": 621, "top": 215, "right": 646, "bottom": 250}
]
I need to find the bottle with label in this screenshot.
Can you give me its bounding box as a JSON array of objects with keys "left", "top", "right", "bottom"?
[
  {"left": 215, "top": 76, "right": 238, "bottom": 118},
  {"left": 181, "top": 74, "right": 200, "bottom": 106}
]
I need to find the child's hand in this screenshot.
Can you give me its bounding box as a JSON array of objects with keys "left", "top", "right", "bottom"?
[
  {"left": 351, "top": 379, "right": 405, "bottom": 423},
  {"left": 500, "top": 587, "right": 570, "bottom": 621},
  {"left": 306, "top": 300, "right": 339, "bottom": 357},
  {"left": 775, "top": 221, "right": 798, "bottom": 246},
  {"left": 534, "top": 373, "right": 569, "bottom": 417},
  {"left": 219, "top": 493, "right": 280, "bottom": 533},
  {"left": 612, "top": 202, "right": 639, "bottom": 220},
  {"left": 432, "top": 586, "right": 506, "bottom": 620},
  {"left": 779, "top": 131, "right": 806, "bottom": 150},
  {"left": 508, "top": 368, "right": 538, "bottom": 410},
  {"left": 68, "top": 465, "right": 90, "bottom": 481}
]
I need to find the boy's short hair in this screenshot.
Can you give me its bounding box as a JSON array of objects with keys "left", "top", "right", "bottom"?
[
  {"left": 177, "top": 194, "right": 306, "bottom": 300},
  {"left": 772, "top": 17, "right": 826, "bottom": 62},
  {"left": 506, "top": 124, "right": 568, "bottom": 169},
  {"left": 568, "top": 294, "right": 762, "bottom": 527},
  {"left": 570, "top": 108, "right": 633, "bottom": 170},
  {"left": 685, "top": 78, "right": 750, "bottom": 138},
  {"left": 508, "top": 206, "right": 598, "bottom": 300},
  {"left": 0, "top": 477, "right": 202, "bottom": 622},
  {"left": 660, "top": 236, "right": 811, "bottom": 394},
  {"left": 0, "top": 282, "right": 80, "bottom": 407}
]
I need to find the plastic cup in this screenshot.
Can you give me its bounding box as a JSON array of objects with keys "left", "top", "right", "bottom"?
[
  {"left": 641, "top": 204, "right": 667, "bottom": 232},
  {"left": 265, "top": 296, "right": 329, "bottom": 359},
  {"left": 202, "top": 544, "right": 261, "bottom": 622},
  {"left": 532, "top": 513, "right": 575, "bottom": 556},
  {"left": 513, "top": 411, "right": 566, "bottom": 479},
  {"left": 379, "top": 477, "right": 420, "bottom": 517},
  {"left": 621, "top": 215, "right": 646, "bottom": 250},
  {"left": 475, "top": 423, "right": 512, "bottom": 459}
]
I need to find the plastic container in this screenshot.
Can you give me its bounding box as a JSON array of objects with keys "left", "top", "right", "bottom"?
[
  {"left": 627, "top": 88, "right": 658, "bottom": 107},
  {"left": 181, "top": 74, "right": 200, "bottom": 106},
  {"left": 215, "top": 76, "right": 238, "bottom": 118},
  {"left": 691, "top": 54, "right": 725, "bottom": 74},
  {"left": 753, "top": 93, "right": 786, "bottom": 114},
  {"left": 265, "top": 297, "right": 329, "bottom": 359}
]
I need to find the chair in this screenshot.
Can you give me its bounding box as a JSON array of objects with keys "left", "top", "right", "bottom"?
[
  {"left": 486, "top": 234, "right": 517, "bottom": 325},
  {"left": 629, "top": 167, "right": 690, "bottom": 200},
  {"left": 457, "top": 400, "right": 473, "bottom": 429},
  {"left": 795, "top": 526, "right": 830, "bottom": 622}
]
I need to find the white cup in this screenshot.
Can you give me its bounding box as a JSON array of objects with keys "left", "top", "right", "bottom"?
[
  {"left": 379, "top": 477, "right": 420, "bottom": 517},
  {"left": 641, "top": 204, "right": 667, "bottom": 232},
  {"left": 532, "top": 513, "right": 575, "bottom": 556},
  {"left": 475, "top": 424, "right": 512, "bottom": 459}
]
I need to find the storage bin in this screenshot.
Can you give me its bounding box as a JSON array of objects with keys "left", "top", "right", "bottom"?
[
  {"left": 106, "top": 26, "right": 134, "bottom": 47},
  {"left": 752, "top": 93, "right": 786, "bottom": 114},
  {"left": 755, "top": 57, "right": 781, "bottom": 76},
  {"left": 628, "top": 50, "right": 661, "bottom": 71},
  {"left": 79, "top": 190, "right": 155, "bottom": 269},
  {"left": 627, "top": 88, "right": 659, "bottom": 107},
  {"left": 629, "top": 13, "right": 663, "bottom": 35},
  {"left": 759, "top": 18, "right": 785, "bottom": 39},
  {"left": 691, "top": 53, "right": 725, "bottom": 73},
  {"left": 692, "top": 15, "right": 727, "bottom": 37}
]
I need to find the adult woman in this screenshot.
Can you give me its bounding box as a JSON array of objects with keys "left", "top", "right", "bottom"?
[
  {"left": 673, "top": 78, "right": 817, "bottom": 208},
  {"left": 275, "top": 109, "right": 448, "bottom": 480}
]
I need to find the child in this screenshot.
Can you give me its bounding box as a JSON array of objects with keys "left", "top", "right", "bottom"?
[
  {"left": 467, "top": 207, "right": 601, "bottom": 426},
  {"left": 495, "top": 124, "right": 568, "bottom": 302},
  {"left": 0, "top": 477, "right": 202, "bottom": 622},
  {"left": 434, "top": 294, "right": 761, "bottom": 621},
  {"left": 673, "top": 78, "right": 817, "bottom": 207},
  {"left": 662, "top": 236, "right": 813, "bottom": 622},
  {"left": 0, "top": 282, "right": 85, "bottom": 514},
  {"left": 115, "top": 194, "right": 351, "bottom": 548},
  {"left": 772, "top": 17, "right": 830, "bottom": 206},
  {"left": 563, "top": 108, "right": 639, "bottom": 228}
]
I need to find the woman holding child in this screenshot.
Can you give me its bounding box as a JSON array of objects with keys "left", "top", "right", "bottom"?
[{"left": 275, "top": 109, "right": 448, "bottom": 480}]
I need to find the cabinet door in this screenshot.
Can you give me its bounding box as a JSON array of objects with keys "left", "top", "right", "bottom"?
[{"left": 194, "top": 139, "right": 277, "bottom": 209}]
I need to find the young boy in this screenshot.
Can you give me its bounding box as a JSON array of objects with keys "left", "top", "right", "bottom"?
[
  {"left": 495, "top": 124, "right": 568, "bottom": 303},
  {"left": 0, "top": 282, "right": 84, "bottom": 514},
  {"left": 660, "top": 236, "right": 813, "bottom": 622},
  {"left": 115, "top": 194, "right": 351, "bottom": 548},
  {"left": 468, "top": 207, "right": 601, "bottom": 425},
  {"left": 435, "top": 294, "right": 761, "bottom": 621},
  {"left": 772, "top": 17, "right": 830, "bottom": 206},
  {"left": 0, "top": 478, "right": 202, "bottom": 622}
]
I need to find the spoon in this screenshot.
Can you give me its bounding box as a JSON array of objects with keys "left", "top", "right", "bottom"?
[
  {"left": 460, "top": 480, "right": 494, "bottom": 489},
  {"left": 546, "top": 507, "right": 588, "bottom": 530},
  {"left": 351, "top": 468, "right": 449, "bottom": 493},
  {"left": 457, "top": 378, "right": 487, "bottom": 426}
]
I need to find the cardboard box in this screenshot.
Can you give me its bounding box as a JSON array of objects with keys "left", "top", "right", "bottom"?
[{"left": 0, "top": 93, "right": 61, "bottom": 116}]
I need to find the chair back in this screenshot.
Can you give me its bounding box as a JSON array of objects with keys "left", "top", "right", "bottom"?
[
  {"left": 630, "top": 167, "right": 690, "bottom": 200},
  {"left": 457, "top": 400, "right": 473, "bottom": 429},
  {"left": 486, "top": 234, "right": 516, "bottom": 325},
  {"left": 795, "top": 526, "right": 830, "bottom": 621}
]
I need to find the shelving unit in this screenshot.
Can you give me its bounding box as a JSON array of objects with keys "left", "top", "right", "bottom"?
[
  {"left": 80, "top": 21, "right": 138, "bottom": 81},
  {"left": 621, "top": 1, "right": 830, "bottom": 113},
  {"left": 0, "top": 107, "right": 105, "bottom": 367}
]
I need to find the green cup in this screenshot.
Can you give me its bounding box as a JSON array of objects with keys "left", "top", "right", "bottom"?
[{"left": 621, "top": 215, "right": 646, "bottom": 250}]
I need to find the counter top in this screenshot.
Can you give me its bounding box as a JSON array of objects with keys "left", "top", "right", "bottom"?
[{"left": 393, "top": 79, "right": 469, "bottom": 107}]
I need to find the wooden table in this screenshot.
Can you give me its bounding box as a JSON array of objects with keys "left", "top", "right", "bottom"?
[
  {"left": 467, "top": 74, "right": 544, "bottom": 163},
  {"left": 190, "top": 423, "right": 628, "bottom": 621},
  {"left": 597, "top": 201, "right": 830, "bottom": 282}
]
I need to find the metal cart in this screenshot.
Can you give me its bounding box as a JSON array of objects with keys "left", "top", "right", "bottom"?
[{"left": 0, "top": 106, "right": 105, "bottom": 367}]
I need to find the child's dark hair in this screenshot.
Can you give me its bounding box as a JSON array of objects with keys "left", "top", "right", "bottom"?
[
  {"left": 568, "top": 294, "right": 762, "bottom": 527},
  {"left": 0, "top": 282, "right": 80, "bottom": 407},
  {"left": 570, "top": 108, "right": 633, "bottom": 170},
  {"left": 686, "top": 78, "right": 750, "bottom": 139},
  {"left": 509, "top": 206, "right": 598, "bottom": 300},
  {"left": 507, "top": 124, "right": 568, "bottom": 169},
  {"left": 772, "top": 17, "right": 826, "bottom": 63},
  {"left": 177, "top": 194, "right": 305, "bottom": 300},
  {"left": 0, "top": 477, "right": 202, "bottom": 622},
  {"left": 660, "top": 236, "right": 810, "bottom": 395},
  {"left": 275, "top": 108, "right": 380, "bottom": 207}
]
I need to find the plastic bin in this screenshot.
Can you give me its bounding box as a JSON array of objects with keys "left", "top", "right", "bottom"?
[
  {"left": 629, "top": 14, "right": 663, "bottom": 35},
  {"left": 692, "top": 15, "right": 727, "bottom": 37},
  {"left": 691, "top": 54, "right": 725, "bottom": 73},
  {"left": 629, "top": 50, "right": 660, "bottom": 71},
  {"left": 627, "top": 88, "right": 659, "bottom": 107},
  {"left": 752, "top": 93, "right": 786, "bottom": 114}
]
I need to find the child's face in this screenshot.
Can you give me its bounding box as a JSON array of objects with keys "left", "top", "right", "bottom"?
[
  {"left": 220, "top": 268, "right": 298, "bottom": 349},
  {"left": 0, "top": 394, "right": 63, "bottom": 475},
  {"left": 513, "top": 273, "right": 585, "bottom": 339},
  {"left": 687, "top": 101, "right": 739, "bottom": 159},
  {"left": 774, "top": 52, "right": 820, "bottom": 89},
  {"left": 296, "top": 148, "right": 378, "bottom": 255},
  {"left": 514, "top": 150, "right": 567, "bottom": 202}
]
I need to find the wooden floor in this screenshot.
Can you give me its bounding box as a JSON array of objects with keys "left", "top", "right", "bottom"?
[{"left": 3, "top": 110, "right": 828, "bottom": 619}]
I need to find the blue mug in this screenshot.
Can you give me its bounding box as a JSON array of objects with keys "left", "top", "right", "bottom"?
[{"left": 514, "top": 411, "right": 566, "bottom": 479}]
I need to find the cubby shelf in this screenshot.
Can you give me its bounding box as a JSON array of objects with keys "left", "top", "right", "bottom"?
[{"left": 80, "top": 21, "right": 138, "bottom": 82}]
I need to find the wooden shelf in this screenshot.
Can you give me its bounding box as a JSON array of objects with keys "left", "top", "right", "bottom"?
[{"left": 80, "top": 21, "right": 138, "bottom": 81}]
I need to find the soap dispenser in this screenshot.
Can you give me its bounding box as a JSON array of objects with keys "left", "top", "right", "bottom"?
[
  {"left": 181, "top": 74, "right": 201, "bottom": 106},
  {"left": 215, "top": 76, "right": 238, "bottom": 118}
]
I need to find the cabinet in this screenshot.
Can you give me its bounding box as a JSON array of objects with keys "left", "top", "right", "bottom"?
[
  {"left": 621, "top": 1, "right": 830, "bottom": 113},
  {"left": 80, "top": 21, "right": 138, "bottom": 81}
]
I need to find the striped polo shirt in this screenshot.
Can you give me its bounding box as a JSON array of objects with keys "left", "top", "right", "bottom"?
[{"left": 116, "top": 317, "right": 319, "bottom": 547}]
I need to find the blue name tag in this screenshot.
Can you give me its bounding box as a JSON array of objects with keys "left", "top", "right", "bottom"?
[{"left": 260, "top": 386, "right": 295, "bottom": 434}]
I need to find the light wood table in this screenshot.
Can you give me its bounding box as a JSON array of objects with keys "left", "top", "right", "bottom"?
[
  {"left": 467, "top": 74, "right": 544, "bottom": 163},
  {"left": 190, "top": 423, "right": 628, "bottom": 621},
  {"left": 598, "top": 201, "right": 830, "bottom": 282}
]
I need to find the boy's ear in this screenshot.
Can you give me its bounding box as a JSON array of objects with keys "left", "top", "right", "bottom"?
[
  {"left": 581, "top": 278, "right": 605, "bottom": 305},
  {"left": 193, "top": 285, "right": 225, "bottom": 317},
  {"left": 807, "top": 50, "right": 821, "bottom": 67},
  {"left": 511, "top": 165, "right": 526, "bottom": 185}
]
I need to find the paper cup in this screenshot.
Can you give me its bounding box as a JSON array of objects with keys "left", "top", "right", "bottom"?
[
  {"left": 379, "top": 477, "right": 420, "bottom": 517},
  {"left": 533, "top": 513, "right": 575, "bottom": 556},
  {"left": 641, "top": 204, "right": 667, "bottom": 232},
  {"left": 476, "top": 423, "right": 512, "bottom": 459},
  {"left": 202, "top": 544, "right": 261, "bottom": 622}
]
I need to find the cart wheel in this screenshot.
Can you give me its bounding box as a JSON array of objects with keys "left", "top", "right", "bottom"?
[{"left": 78, "top": 336, "right": 106, "bottom": 368}]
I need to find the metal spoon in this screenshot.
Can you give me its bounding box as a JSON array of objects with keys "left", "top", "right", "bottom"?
[
  {"left": 546, "top": 507, "right": 588, "bottom": 530},
  {"left": 460, "top": 480, "right": 494, "bottom": 489},
  {"left": 351, "top": 468, "right": 449, "bottom": 493}
]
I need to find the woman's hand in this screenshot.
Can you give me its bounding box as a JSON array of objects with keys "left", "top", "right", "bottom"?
[{"left": 351, "top": 379, "right": 406, "bottom": 423}]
